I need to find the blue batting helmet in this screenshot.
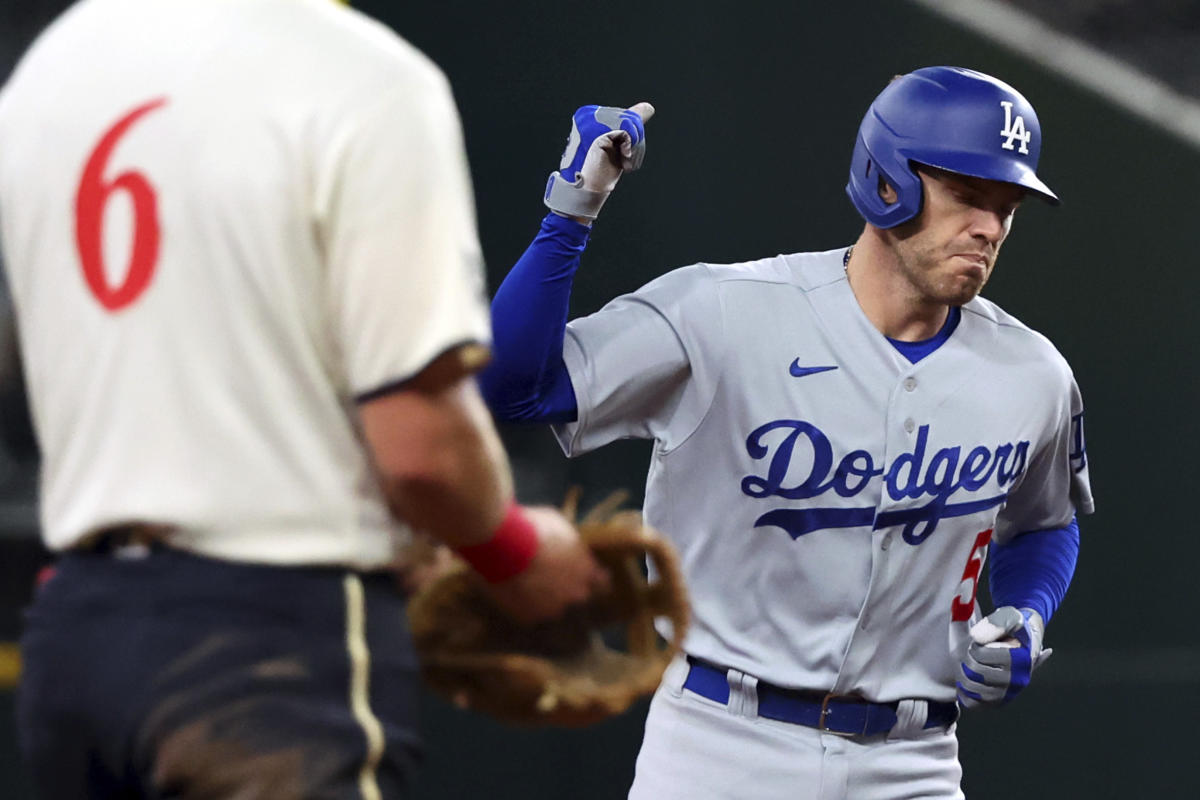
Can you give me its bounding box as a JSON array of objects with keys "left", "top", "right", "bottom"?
[{"left": 846, "top": 66, "right": 1059, "bottom": 229}]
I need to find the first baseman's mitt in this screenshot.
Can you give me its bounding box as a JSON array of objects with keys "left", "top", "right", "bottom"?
[{"left": 406, "top": 493, "right": 688, "bottom": 726}]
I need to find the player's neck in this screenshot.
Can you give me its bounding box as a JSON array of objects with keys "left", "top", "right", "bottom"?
[{"left": 844, "top": 232, "right": 951, "bottom": 342}]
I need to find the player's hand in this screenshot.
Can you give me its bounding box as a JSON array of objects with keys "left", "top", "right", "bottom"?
[
  {"left": 484, "top": 505, "right": 611, "bottom": 624},
  {"left": 395, "top": 533, "right": 459, "bottom": 595},
  {"left": 544, "top": 102, "right": 655, "bottom": 222},
  {"left": 957, "top": 606, "right": 1052, "bottom": 708}
]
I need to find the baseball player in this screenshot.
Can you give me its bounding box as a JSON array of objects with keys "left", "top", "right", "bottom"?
[
  {"left": 0, "top": 0, "right": 606, "bottom": 797},
  {"left": 480, "top": 67, "right": 1093, "bottom": 799}
]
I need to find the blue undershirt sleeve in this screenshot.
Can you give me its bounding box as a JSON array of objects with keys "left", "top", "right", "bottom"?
[
  {"left": 988, "top": 517, "right": 1080, "bottom": 624},
  {"left": 477, "top": 213, "right": 589, "bottom": 423}
]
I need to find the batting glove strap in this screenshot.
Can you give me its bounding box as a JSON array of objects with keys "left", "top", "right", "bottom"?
[{"left": 543, "top": 172, "right": 610, "bottom": 220}]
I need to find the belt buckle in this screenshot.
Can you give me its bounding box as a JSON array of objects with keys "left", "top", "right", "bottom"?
[{"left": 817, "top": 692, "right": 867, "bottom": 737}]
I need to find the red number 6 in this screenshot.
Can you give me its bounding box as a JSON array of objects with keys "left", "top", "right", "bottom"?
[
  {"left": 74, "top": 98, "right": 167, "bottom": 311},
  {"left": 951, "top": 528, "right": 993, "bottom": 622}
]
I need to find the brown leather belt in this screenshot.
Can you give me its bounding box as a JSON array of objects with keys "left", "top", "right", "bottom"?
[{"left": 77, "top": 523, "right": 174, "bottom": 554}]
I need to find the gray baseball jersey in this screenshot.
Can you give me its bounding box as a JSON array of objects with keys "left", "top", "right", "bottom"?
[{"left": 554, "top": 247, "right": 1092, "bottom": 703}]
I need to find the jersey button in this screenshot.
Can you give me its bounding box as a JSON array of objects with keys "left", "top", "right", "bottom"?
[
  {"left": 903, "top": 377, "right": 917, "bottom": 392},
  {"left": 881, "top": 532, "right": 892, "bottom": 551},
  {"left": 903, "top": 418, "right": 915, "bottom": 433}
]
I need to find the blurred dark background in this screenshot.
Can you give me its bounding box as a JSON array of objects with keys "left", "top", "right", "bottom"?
[{"left": 3, "top": 0, "right": 1199, "bottom": 797}]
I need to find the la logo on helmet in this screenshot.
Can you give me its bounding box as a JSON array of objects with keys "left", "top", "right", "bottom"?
[{"left": 999, "top": 100, "right": 1032, "bottom": 154}]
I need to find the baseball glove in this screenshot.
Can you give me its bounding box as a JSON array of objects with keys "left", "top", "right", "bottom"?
[{"left": 406, "top": 492, "right": 689, "bottom": 726}]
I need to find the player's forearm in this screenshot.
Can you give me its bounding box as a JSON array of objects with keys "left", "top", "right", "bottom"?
[
  {"left": 478, "top": 213, "right": 589, "bottom": 422},
  {"left": 988, "top": 517, "right": 1080, "bottom": 623},
  {"left": 361, "top": 378, "right": 514, "bottom": 549}
]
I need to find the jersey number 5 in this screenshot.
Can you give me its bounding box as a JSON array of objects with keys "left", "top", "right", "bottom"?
[
  {"left": 951, "top": 528, "right": 993, "bottom": 622},
  {"left": 74, "top": 98, "right": 167, "bottom": 312}
]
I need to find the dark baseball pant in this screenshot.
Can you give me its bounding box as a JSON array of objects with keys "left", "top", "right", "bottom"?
[{"left": 16, "top": 545, "right": 421, "bottom": 800}]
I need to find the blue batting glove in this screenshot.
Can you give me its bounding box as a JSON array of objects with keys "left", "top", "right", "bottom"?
[
  {"left": 957, "top": 606, "right": 1052, "bottom": 708},
  {"left": 544, "top": 103, "right": 653, "bottom": 221},
  {"left": 556, "top": 105, "right": 647, "bottom": 182}
]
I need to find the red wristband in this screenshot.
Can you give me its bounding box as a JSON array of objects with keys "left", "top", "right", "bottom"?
[{"left": 454, "top": 501, "right": 540, "bottom": 583}]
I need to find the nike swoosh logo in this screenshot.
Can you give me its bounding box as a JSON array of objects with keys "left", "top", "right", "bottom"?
[{"left": 789, "top": 360, "right": 838, "bottom": 378}]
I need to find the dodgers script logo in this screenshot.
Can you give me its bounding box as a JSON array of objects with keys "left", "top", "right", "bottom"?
[
  {"left": 740, "top": 420, "right": 1030, "bottom": 545},
  {"left": 999, "top": 100, "right": 1032, "bottom": 154}
]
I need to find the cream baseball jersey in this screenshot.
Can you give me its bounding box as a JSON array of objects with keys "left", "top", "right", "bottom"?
[
  {"left": 0, "top": 0, "right": 489, "bottom": 567},
  {"left": 554, "top": 249, "right": 1093, "bottom": 702}
]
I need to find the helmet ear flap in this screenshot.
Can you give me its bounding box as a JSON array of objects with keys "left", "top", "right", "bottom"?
[
  {"left": 878, "top": 157, "right": 927, "bottom": 224},
  {"left": 845, "top": 135, "right": 923, "bottom": 228}
]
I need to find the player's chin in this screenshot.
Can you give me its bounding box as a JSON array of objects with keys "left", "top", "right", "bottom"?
[
  {"left": 938, "top": 272, "right": 987, "bottom": 305},
  {"left": 948, "top": 286, "right": 983, "bottom": 305}
]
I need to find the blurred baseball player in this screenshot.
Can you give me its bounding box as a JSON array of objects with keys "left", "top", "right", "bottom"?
[
  {"left": 480, "top": 67, "right": 1093, "bottom": 798},
  {"left": 0, "top": 0, "right": 606, "bottom": 797}
]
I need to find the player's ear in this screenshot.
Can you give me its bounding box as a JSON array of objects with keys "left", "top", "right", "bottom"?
[{"left": 877, "top": 174, "right": 898, "bottom": 204}]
